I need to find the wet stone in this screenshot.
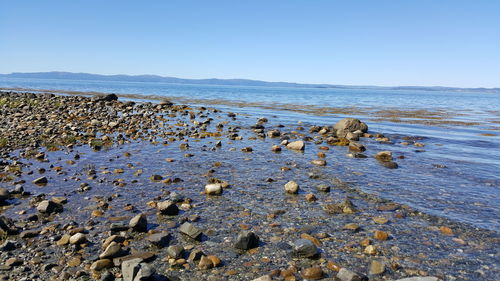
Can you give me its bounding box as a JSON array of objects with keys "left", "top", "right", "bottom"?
[
  {"left": 205, "top": 183, "right": 223, "bottom": 195},
  {"left": 37, "top": 200, "right": 63, "bottom": 214},
  {"left": 179, "top": 222, "right": 202, "bottom": 241},
  {"left": 100, "top": 242, "right": 124, "bottom": 259},
  {"left": 32, "top": 176, "right": 48, "bottom": 185},
  {"left": 234, "top": 231, "right": 260, "bottom": 250},
  {"left": 156, "top": 200, "right": 179, "bottom": 215},
  {"left": 129, "top": 213, "right": 147, "bottom": 232},
  {"left": 301, "top": 266, "right": 323, "bottom": 280},
  {"left": 369, "top": 259, "right": 385, "bottom": 275},
  {"left": 287, "top": 140, "right": 305, "bottom": 151},
  {"left": 69, "top": 233, "right": 86, "bottom": 245},
  {"left": 284, "top": 181, "right": 299, "bottom": 194},
  {"left": 147, "top": 232, "right": 171, "bottom": 248},
  {"left": 316, "top": 184, "right": 330, "bottom": 192},
  {"left": 292, "top": 238, "right": 318, "bottom": 258},
  {"left": 166, "top": 245, "right": 184, "bottom": 259},
  {"left": 336, "top": 268, "right": 368, "bottom": 281}
]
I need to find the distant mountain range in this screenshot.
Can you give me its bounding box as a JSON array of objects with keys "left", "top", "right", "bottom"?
[{"left": 1, "top": 71, "right": 499, "bottom": 93}]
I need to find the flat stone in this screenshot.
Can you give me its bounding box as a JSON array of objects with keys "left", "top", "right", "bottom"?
[
  {"left": 234, "top": 231, "right": 260, "bottom": 250},
  {"left": 395, "top": 276, "right": 440, "bottom": 281},
  {"left": 292, "top": 238, "right": 317, "bottom": 258},
  {"left": 336, "top": 268, "right": 368, "bottom": 281},
  {"left": 179, "top": 222, "right": 202, "bottom": 241},
  {"left": 56, "top": 234, "right": 71, "bottom": 246},
  {"left": 121, "top": 258, "right": 142, "bottom": 281},
  {"left": 19, "top": 229, "right": 39, "bottom": 238},
  {"left": 375, "top": 151, "right": 393, "bottom": 162},
  {"left": 316, "top": 184, "right": 330, "bottom": 192},
  {"left": 147, "top": 231, "right": 171, "bottom": 248},
  {"left": 32, "top": 176, "right": 48, "bottom": 185},
  {"left": 311, "top": 159, "right": 326, "bottom": 166},
  {"left": 156, "top": 200, "right": 179, "bottom": 215}
]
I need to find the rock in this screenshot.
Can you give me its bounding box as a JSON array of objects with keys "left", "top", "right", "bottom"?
[
  {"left": 336, "top": 268, "right": 368, "bottom": 281},
  {"left": 364, "top": 245, "right": 377, "bottom": 255},
  {"left": 135, "top": 263, "right": 155, "bottom": 280},
  {"left": 179, "top": 222, "right": 202, "bottom": 240},
  {"left": 323, "top": 198, "right": 356, "bottom": 214},
  {"left": 188, "top": 249, "right": 204, "bottom": 262},
  {"left": 342, "top": 223, "right": 360, "bottom": 232},
  {"left": 292, "top": 238, "right": 318, "bottom": 258},
  {"left": 69, "top": 233, "right": 86, "bottom": 245},
  {"left": 271, "top": 145, "right": 281, "bottom": 152},
  {"left": 100, "top": 242, "right": 124, "bottom": 259},
  {"left": 90, "top": 259, "right": 113, "bottom": 271},
  {"left": 93, "top": 94, "right": 118, "bottom": 102},
  {"left": 198, "top": 255, "right": 213, "bottom": 270},
  {"left": 205, "top": 183, "right": 223, "bottom": 195},
  {"left": 32, "top": 176, "right": 48, "bottom": 185},
  {"left": 166, "top": 245, "right": 184, "bottom": 258},
  {"left": 147, "top": 232, "right": 171, "bottom": 248},
  {"left": 316, "top": 184, "right": 330, "bottom": 192},
  {"left": 334, "top": 118, "right": 368, "bottom": 138},
  {"left": 374, "top": 230, "right": 389, "bottom": 241},
  {"left": 234, "top": 231, "right": 260, "bottom": 250},
  {"left": 395, "top": 276, "right": 440, "bottom": 281},
  {"left": 56, "top": 234, "right": 71, "bottom": 246},
  {"left": 129, "top": 213, "right": 148, "bottom": 232},
  {"left": 284, "top": 181, "right": 299, "bottom": 194},
  {"left": 19, "top": 229, "right": 39, "bottom": 238},
  {"left": 121, "top": 258, "right": 142, "bottom": 281},
  {"left": 369, "top": 259, "right": 385, "bottom": 275},
  {"left": 301, "top": 266, "right": 323, "bottom": 280},
  {"left": 5, "top": 258, "right": 22, "bottom": 267},
  {"left": 349, "top": 142, "right": 366, "bottom": 152},
  {"left": 375, "top": 151, "right": 393, "bottom": 162},
  {"left": 305, "top": 193, "right": 317, "bottom": 202},
  {"left": 207, "top": 255, "right": 221, "bottom": 267},
  {"left": 252, "top": 276, "right": 272, "bottom": 281},
  {"left": 37, "top": 200, "right": 62, "bottom": 214},
  {"left": 156, "top": 200, "right": 179, "bottom": 215},
  {"left": 0, "top": 240, "right": 17, "bottom": 251},
  {"left": 0, "top": 188, "right": 9, "bottom": 202},
  {"left": 287, "top": 140, "right": 305, "bottom": 151},
  {"left": 311, "top": 159, "right": 326, "bottom": 166},
  {"left": 381, "top": 161, "right": 398, "bottom": 169},
  {"left": 100, "top": 271, "right": 114, "bottom": 281}
]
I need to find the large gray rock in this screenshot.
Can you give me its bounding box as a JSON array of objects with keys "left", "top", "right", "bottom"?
[
  {"left": 292, "top": 239, "right": 317, "bottom": 258},
  {"left": 334, "top": 118, "right": 368, "bottom": 138},
  {"left": 179, "top": 222, "right": 202, "bottom": 241},
  {"left": 146, "top": 232, "right": 171, "bottom": 248},
  {"left": 287, "top": 140, "right": 305, "bottom": 151},
  {"left": 122, "top": 258, "right": 155, "bottom": 281},
  {"left": 166, "top": 245, "right": 184, "bottom": 258},
  {"left": 156, "top": 200, "right": 179, "bottom": 215},
  {"left": 234, "top": 231, "right": 260, "bottom": 250},
  {"left": 336, "top": 268, "right": 368, "bottom": 281}
]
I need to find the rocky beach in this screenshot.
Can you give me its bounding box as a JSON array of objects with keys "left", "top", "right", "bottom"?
[{"left": 0, "top": 91, "right": 498, "bottom": 281}]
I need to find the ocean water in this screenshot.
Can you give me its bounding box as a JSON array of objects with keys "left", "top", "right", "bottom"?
[{"left": 1, "top": 77, "right": 499, "bottom": 231}]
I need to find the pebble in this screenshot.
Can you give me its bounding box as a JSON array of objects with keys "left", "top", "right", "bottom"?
[
  {"left": 205, "top": 183, "right": 223, "bottom": 195},
  {"left": 336, "top": 268, "right": 368, "bottom": 281},
  {"left": 284, "top": 181, "right": 299, "bottom": 194},
  {"left": 69, "top": 233, "right": 86, "bottom": 245},
  {"left": 301, "top": 266, "right": 323, "bottom": 280},
  {"left": 179, "top": 222, "right": 203, "bottom": 240},
  {"left": 32, "top": 176, "right": 48, "bottom": 185}
]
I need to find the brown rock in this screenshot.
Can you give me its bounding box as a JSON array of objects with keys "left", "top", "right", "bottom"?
[{"left": 301, "top": 266, "right": 323, "bottom": 280}]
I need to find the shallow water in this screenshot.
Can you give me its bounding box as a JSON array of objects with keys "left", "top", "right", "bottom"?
[{"left": 1, "top": 77, "right": 499, "bottom": 231}]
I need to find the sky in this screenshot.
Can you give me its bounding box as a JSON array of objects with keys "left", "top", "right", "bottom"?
[{"left": 1, "top": 0, "right": 499, "bottom": 88}]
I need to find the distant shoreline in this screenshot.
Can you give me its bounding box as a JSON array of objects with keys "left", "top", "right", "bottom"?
[{"left": 1, "top": 71, "right": 499, "bottom": 93}]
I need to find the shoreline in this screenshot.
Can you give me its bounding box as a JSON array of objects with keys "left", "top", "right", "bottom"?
[{"left": 0, "top": 91, "right": 498, "bottom": 280}]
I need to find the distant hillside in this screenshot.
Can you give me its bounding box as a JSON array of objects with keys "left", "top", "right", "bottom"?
[{"left": 1, "top": 72, "right": 499, "bottom": 93}]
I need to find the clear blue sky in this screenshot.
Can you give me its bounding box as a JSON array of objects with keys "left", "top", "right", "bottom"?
[{"left": 1, "top": 0, "right": 499, "bottom": 87}]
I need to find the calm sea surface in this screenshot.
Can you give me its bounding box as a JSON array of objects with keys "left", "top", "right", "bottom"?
[{"left": 1, "top": 77, "right": 499, "bottom": 231}]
